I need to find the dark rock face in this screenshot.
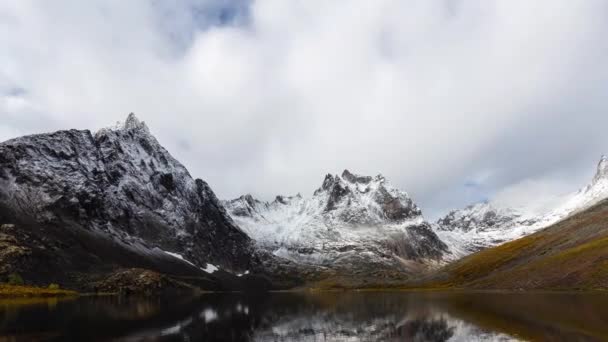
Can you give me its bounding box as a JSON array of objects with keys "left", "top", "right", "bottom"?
[
  {"left": 374, "top": 185, "right": 422, "bottom": 221},
  {"left": 324, "top": 177, "right": 351, "bottom": 212},
  {"left": 0, "top": 114, "right": 253, "bottom": 273}
]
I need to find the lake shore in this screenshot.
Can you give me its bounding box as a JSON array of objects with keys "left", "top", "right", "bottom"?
[{"left": 0, "top": 284, "right": 78, "bottom": 298}]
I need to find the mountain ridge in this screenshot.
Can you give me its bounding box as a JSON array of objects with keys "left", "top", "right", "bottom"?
[
  {"left": 223, "top": 169, "right": 447, "bottom": 285},
  {"left": 0, "top": 113, "right": 313, "bottom": 291}
]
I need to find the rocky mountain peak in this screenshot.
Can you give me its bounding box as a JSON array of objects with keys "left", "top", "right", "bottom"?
[
  {"left": 223, "top": 170, "right": 445, "bottom": 273},
  {"left": 95, "top": 113, "right": 152, "bottom": 141},
  {"left": 241, "top": 194, "right": 257, "bottom": 205},
  {"left": 307, "top": 170, "right": 420, "bottom": 222},
  {"left": 0, "top": 115, "right": 253, "bottom": 273},
  {"left": 109, "top": 112, "right": 148, "bottom": 132},
  {"left": 124, "top": 112, "right": 148, "bottom": 130},
  {"left": 319, "top": 174, "right": 336, "bottom": 191},
  {"left": 592, "top": 155, "right": 608, "bottom": 184}
]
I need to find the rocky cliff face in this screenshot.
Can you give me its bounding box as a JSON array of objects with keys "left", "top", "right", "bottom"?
[
  {"left": 223, "top": 170, "right": 446, "bottom": 281},
  {"left": 0, "top": 114, "right": 254, "bottom": 280}
]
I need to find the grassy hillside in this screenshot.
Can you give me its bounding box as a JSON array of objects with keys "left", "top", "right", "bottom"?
[{"left": 427, "top": 199, "right": 608, "bottom": 290}]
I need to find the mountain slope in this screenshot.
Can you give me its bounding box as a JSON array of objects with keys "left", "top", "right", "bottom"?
[
  {"left": 427, "top": 198, "right": 608, "bottom": 290},
  {"left": 434, "top": 202, "right": 544, "bottom": 258},
  {"left": 0, "top": 114, "right": 308, "bottom": 291},
  {"left": 224, "top": 170, "right": 447, "bottom": 282},
  {"left": 435, "top": 156, "right": 608, "bottom": 258}
]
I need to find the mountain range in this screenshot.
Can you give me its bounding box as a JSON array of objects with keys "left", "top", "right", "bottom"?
[
  {"left": 0, "top": 114, "right": 306, "bottom": 292},
  {"left": 1, "top": 113, "right": 607, "bottom": 292}
]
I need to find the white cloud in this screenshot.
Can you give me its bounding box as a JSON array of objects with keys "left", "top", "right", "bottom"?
[{"left": 1, "top": 0, "right": 608, "bottom": 217}]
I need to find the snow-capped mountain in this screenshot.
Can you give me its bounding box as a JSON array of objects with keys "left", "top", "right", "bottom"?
[
  {"left": 434, "top": 202, "right": 543, "bottom": 257},
  {"left": 0, "top": 113, "right": 253, "bottom": 275},
  {"left": 223, "top": 170, "right": 446, "bottom": 277},
  {"left": 435, "top": 155, "right": 608, "bottom": 258}
]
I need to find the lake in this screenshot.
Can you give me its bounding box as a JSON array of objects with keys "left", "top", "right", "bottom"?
[{"left": 0, "top": 291, "right": 607, "bottom": 341}]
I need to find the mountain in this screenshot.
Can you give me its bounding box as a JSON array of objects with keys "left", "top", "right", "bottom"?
[
  {"left": 435, "top": 156, "right": 608, "bottom": 258},
  {"left": 434, "top": 202, "right": 543, "bottom": 257},
  {"left": 0, "top": 114, "right": 298, "bottom": 291},
  {"left": 223, "top": 170, "right": 447, "bottom": 285},
  {"left": 425, "top": 197, "right": 608, "bottom": 290}
]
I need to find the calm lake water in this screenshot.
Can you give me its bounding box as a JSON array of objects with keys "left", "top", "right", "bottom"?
[{"left": 0, "top": 291, "right": 607, "bottom": 341}]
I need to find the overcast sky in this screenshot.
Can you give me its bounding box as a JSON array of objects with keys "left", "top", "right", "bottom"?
[{"left": 1, "top": 1, "right": 608, "bottom": 218}]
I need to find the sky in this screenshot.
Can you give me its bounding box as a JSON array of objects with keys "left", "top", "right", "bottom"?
[{"left": 1, "top": 0, "right": 608, "bottom": 219}]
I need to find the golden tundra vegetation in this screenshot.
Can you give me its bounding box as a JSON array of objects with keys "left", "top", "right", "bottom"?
[{"left": 0, "top": 284, "right": 77, "bottom": 298}]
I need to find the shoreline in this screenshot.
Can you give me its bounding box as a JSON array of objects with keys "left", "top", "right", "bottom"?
[
  {"left": 0, "top": 284, "right": 78, "bottom": 299},
  {"left": 1, "top": 283, "right": 607, "bottom": 300}
]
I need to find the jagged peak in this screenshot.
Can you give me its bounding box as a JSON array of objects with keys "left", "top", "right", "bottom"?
[
  {"left": 97, "top": 113, "right": 150, "bottom": 136},
  {"left": 240, "top": 194, "right": 257, "bottom": 204},
  {"left": 124, "top": 113, "right": 148, "bottom": 131},
  {"left": 320, "top": 174, "right": 336, "bottom": 191},
  {"left": 593, "top": 154, "right": 608, "bottom": 184},
  {"left": 315, "top": 169, "right": 395, "bottom": 196}
]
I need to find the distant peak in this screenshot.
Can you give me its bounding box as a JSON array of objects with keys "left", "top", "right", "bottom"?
[
  {"left": 94, "top": 113, "right": 154, "bottom": 142},
  {"left": 593, "top": 154, "right": 608, "bottom": 183},
  {"left": 123, "top": 113, "right": 148, "bottom": 131},
  {"left": 241, "top": 194, "right": 256, "bottom": 202},
  {"left": 320, "top": 174, "right": 336, "bottom": 191},
  {"left": 101, "top": 113, "right": 149, "bottom": 133}
]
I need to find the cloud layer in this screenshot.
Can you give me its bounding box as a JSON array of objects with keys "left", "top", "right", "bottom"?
[{"left": 2, "top": 0, "right": 608, "bottom": 218}]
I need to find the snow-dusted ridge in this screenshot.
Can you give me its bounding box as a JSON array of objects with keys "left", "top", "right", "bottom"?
[
  {"left": 0, "top": 113, "right": 254, "bottom": 274},
  {"left": 223, "top": 170, "right": 446, "bottom": 273},
  {"left": 435, "top": 155, "right": 608, "bottom": 258}
]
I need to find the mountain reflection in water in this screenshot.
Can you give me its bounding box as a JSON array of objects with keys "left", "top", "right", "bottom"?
[{"left": 1, "top": 291, "right": 607, "bottom": 341}]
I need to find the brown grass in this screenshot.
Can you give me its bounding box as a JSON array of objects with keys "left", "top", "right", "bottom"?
[{"left": 0, "top": 284, "right": 77, "bottom": 298}]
